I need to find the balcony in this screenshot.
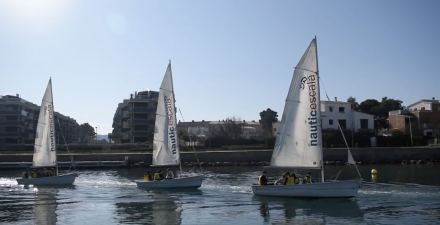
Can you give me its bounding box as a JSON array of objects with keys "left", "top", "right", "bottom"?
[
  {"left": 127, "top": 107, "right": 156, "bottom": 114},
  {"left": 0, "top": 110, "right": 28, "bottom": 116},
  {"left": 0, "top": 121, "right": 26, "bottom": 126},
  {"left": 128, "top": 119, "right": 155, "bottom": 125},
  {"left": 0, "top": 132, "right": 28, "bottom": 138},
  {"left": 128, "top": 130, "right": 154, "bottom": 137}
]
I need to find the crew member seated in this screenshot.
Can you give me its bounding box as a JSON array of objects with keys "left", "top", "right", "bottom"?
[
  {"left": 303, "top": 172, "right": 312, "bottom": 184},
  {"left": 165, "top": 168, "right": 174, "bottom": 179},
  {"left": 21, "top": 169, "right": 29, "bottom": 179},
  {"left": 154, "top": 170, "right": 163, "bottom": 181},
  {"left": 284, "top": 173, "right": 295, "bottom": 185},
  {"left": 258, "top": 171, "right": 269, "bottom": 185},
  {"left": 144, "top": 171, "right": 152, "bottom": 181}
]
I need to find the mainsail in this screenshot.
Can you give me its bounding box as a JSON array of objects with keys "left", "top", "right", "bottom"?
[
  {"left": 270, "top": 39, "right": 323, "bottom": 169},
  {"left": 152, "top": 62, "right": 180, "bottom": 166},
  {"left": 33, "top": 79, "right": 57, "bottom": 168}
]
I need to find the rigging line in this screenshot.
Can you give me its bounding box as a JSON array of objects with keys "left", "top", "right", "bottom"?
[
  {"left": 56, "top": 118, "right": 76, "bottom": 172},
  {"left": 319, "top": 77, "right": 362, "bottom": 180},
  {"left": 178, "top": 108, "right": 204, "bottom": 174}
]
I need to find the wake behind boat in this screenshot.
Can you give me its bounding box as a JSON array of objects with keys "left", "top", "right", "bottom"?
[
  {"left": 16, "top": 78, "right": 76, "bottom": 186},
  {"left": 251, "top": 37, "right": 361, "bottom": 198},
  {"left": 135, "top": 61, "right": 204, "bottom": 189}
]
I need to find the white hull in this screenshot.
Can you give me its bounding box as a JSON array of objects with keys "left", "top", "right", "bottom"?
[
  {"left": 135, "top": 176, "right": 204, "bottom": 189},
  {"left": 251, "top": 180, "right": 361, "bottom": 198},
  {"left": 16, "top": 173, "right": 76, "bottom": 186}
]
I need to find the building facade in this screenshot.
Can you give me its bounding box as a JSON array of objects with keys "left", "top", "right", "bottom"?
[
  {"left": 272, "top": 100, "right": 375, "bottom": 137},
  {"left": 177, "top": 120, "right": 263, "bottom": 140},
  {"left": 0, "top": 94, "right": 78, "bottom": 148},
  {"left": 109, "top": 91, "right": 158, "bottom": 144},
  {"left": 388, "top": 98, "right": 440, "bottom": 137}
]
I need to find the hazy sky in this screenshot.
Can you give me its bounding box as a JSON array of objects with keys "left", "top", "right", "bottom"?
[{"left": 1, "top": 0, "right": 439, "bottom": 135}]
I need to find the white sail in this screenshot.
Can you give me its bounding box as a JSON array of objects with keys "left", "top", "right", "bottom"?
[
  {"left": 33, "top": 79, "right": 57, "bottom": 168},
  {"left": 152, "top": 62, "right": 180, "bottom": 166},
  {"left": 270, "top": 39, "right": 323, "bottom": 169},
  {"left": 347, "top": 150, "right": 355, "bottom": 165}
]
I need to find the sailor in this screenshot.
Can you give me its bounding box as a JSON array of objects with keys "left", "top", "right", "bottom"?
[
  {"left": 154, "top": 170, "right": 162, "bottom": 181},
  {"left": 285, "top": 173, "right": 295, "bottom": 185},
  {"left": 144, "top": 171, "right": 152, "bottom": 181},
  {"left": 50, "top": 168, "right": 56, "bottom": 176},
  {"left": 43, "top": 168, "right": 49, "bottom": 177},
  {"left": 21, "top": 169, "right": 29, "bottom": 179},
  {"left": 304, "top": 172, "right": 312, "bottom": 184},
  {"left": 165, "top": 168, "right": 174, "bottom": 179},
  {"left": 258, "top": 171, "right": 269, "bottom": 185},
  {"left": 282, "top": 172, "right": 291, "bottom": 185}
]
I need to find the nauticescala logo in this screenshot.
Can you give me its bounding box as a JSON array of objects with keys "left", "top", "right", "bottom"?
[
  {"left": 48, "top": 104, "right": 55, "bottom": 152},
  {"left": 164, "top": 96, "right": 177, "bottom": 154},
  {"left": 300, "top": 74, "right": 318, "bottom": 147}
]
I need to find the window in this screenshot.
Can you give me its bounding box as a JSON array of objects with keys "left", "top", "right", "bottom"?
[
  {"left": 338, "top": 119, "right": 347, "bottom": 129},
  {"left": 360, "top": 119, "right": 368, "bottom": 129},
  {"left": 329, "top": 119, "right": 334, "bottom": 125},
  {"left": 339, "top": 107, "right": 345, "bottom": 113},
  {"left": 329, "top": 107, "right": 333, "bottom": 112}
]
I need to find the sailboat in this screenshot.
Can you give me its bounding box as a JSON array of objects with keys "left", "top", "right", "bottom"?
[
  {"left": 16, "top": 78, "right": 76, "bottom": 185},
  {"left": 135, "top": 61, "right": 204, "bottom": 189},
  {"left": 251, "top": 37, "right": 361, "bottom": 198}
]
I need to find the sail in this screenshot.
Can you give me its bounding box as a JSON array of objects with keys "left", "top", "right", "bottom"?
[
  {"left": 33, "top": 79, "right": 57, "bottom": 168},
  {"left": 270, "top": 39, "right": 323, "bottom": 169},
  {"left": 347, "top": 150, "right": 355, "bottom": 165},
  {"left": 152, "top": 62, "right": 180, "bottom": 166}
]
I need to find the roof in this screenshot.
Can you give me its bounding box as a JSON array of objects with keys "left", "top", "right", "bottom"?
[
  {"left": 407, "top": 99, "right": 439, "bottom": 109},
  {"left": 321, "top": 101, "right": 351, "bottom": 104}
]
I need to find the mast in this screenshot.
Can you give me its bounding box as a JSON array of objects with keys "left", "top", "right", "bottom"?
[
  {"left": 314, "top": 36, "right": 324, "bottom": 183},
  {"left": 169, "top": 60, "right": 183, "bottom": 177},
  {"left": 50, "top": 77, "right": 59, "bottom": 176}
]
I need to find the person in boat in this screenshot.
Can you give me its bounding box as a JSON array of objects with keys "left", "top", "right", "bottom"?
[
  {"left": 43, "top": 168, "right": 49, "bottom": 177},
  {"left": 258, "top": 171, "right": 269, "bottom": 185},
  {"left": 143, "top": 171, "right": 152, "bottom": 181},
  {"left": 21, "top": 169, "right": 29, "bottom": 179},
  {"left": 50, "top": 168, "right": 56, "bottom": 176},
  {"left": 284, "top": 173, "right": 295, "bottom": 185},
  {"left": 165, "top": 168, "right": 174, "bottom": 179},
  {"left": 282, "top": 172, "right": 290, "bottom": 185},
  {"left": 154, "top": 170, "right": 163, "bottom": 181},
  {"left": 32, "top": 169, "right": 40, "bottom": 178},
  {"left": 303, "top": 172, "right": 312, "bottom": 184}
]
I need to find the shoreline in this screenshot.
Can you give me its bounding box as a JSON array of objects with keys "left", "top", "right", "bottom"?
[{"left": 1, "top": 147, "right": 439, "bottom": 169}]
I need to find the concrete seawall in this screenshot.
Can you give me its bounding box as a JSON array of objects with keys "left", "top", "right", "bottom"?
[{"left": 1, "top": 147, "right": 440, "bottom": 165}]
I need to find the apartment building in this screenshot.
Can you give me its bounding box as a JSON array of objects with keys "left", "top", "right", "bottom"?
[
  {"left": 272, "top": 99, "right": 375, "bottom": 137},
  {"left": 109, "top": 90, "right": 158, "bottom": 144},
  {"left": 388, "top": 98, "right": 440, "bottom": 137},
  {"left": 176, "top": 120, "right": 263, "bottom": 139},
  {"left": 0, "top": 94, "right": 78, "bottom": 148}
]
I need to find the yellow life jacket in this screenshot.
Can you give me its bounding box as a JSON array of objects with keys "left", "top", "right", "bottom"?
[
  {"left": 21, "top": 172, "right": 27, "bottom": 179},
  {"left": 286, "top": 176, "right": 294, "bottom": 185},
  {"left": 32, "top": 171, "right": 37, "bottom": 178},
  {"left": 144, "top": 175, "right": 150, "bottom": 181},
  {"left": 307, "top": 176, "right": 312, "bottom": 183},
  {"left": 258, "top": 175, "right": 263, "bottom": 185},
  {"left": 154, "top": 173, "right": 161, "bottom": 180}
]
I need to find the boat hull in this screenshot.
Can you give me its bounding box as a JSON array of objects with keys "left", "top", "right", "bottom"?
[
  {"left": 135, "top": 175, "right": 204, "bottom": 189},
  {"left": 16, "top": 173, "right": 77, "bottom": 186},
  {"left": 251, "top": 180, "right": 361, "bottom": 198}
]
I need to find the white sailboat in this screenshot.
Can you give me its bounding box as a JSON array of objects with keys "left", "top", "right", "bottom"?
[
  {"left": 251, "top": 37, "right": 361, "bottom": 198},
  {"left": 135, "top": 61, "right": 204, "bottom": 189},
  {"left": 16, "top": 78, "right": 76, "bottom": 185}
]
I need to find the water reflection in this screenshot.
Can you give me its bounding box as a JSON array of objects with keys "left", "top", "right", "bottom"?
[
  {"left": 33, "top": 188, "right": 58, "bottom": 225},
  {"left": 253, "top": 196, "right": 364, "bottom": 222},
  {"left": 115, "top": 189, "right": 201, "bottom": 225},
  {"left": 0, "top": 186, "right": 35, "bottom": 223}
]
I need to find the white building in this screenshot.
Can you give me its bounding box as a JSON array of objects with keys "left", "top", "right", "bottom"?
[{"left": 272, "top": 100, "right": 375, "bottom": 137}]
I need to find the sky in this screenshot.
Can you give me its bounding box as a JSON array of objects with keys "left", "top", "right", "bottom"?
[{"left": 1, "top": 0, "right": 439, "bottom": 135}]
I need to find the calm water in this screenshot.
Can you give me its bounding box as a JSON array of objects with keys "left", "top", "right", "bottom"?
[{"left": 1, "top": 165, "right": 440, "bottom": 225}]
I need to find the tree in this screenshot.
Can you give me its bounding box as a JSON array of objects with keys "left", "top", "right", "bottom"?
[
  {"left": 223, "top": 116, "right": 243, "bottom": 139},
  {"left": 347, "top": 96, "right": 359, "bottom": 111},
  {"left": 358, "top": 97, "right": 404, "bottom": 131},
  {"left": 259, "top": 108, "right": 278, "bottom": 138},
  {"left": 77, "top": 123, "right": 96, "bottom": 143}
]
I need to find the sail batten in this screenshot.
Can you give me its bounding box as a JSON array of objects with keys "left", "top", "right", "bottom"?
[
  {"left": 33, "top": 79, "right": 57, "bottom": 168},
  {"left": 152, "top": 63, "right": 181, "bottom": 166},
  {"left": 270, "top": 39, "right": 323, "bottom": 169}
]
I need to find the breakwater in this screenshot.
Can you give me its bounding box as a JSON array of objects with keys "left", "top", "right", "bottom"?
[{"left": 1, "top": 147, "right": 439, "bottom": 168}]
